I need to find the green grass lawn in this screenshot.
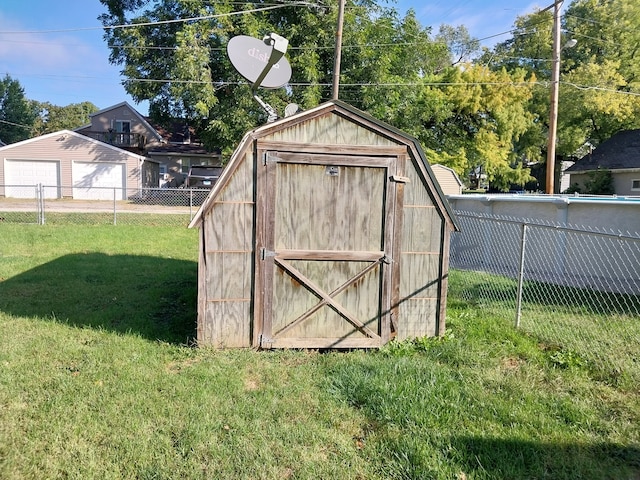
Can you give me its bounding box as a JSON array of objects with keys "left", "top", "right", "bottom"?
[{"left": 1, "top": 225, "right": 638, "bottom": 479}]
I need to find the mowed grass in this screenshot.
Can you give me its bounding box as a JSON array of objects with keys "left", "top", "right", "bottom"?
[{"left": 1, "top": 224, "right": 639, "bottom": 479}]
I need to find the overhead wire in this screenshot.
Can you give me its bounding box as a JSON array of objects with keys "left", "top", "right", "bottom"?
[{"left": 1, "top": 2, "right": 638, "bottom": 98}]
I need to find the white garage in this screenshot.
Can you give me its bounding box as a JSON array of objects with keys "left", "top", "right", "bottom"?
[
  {"left": 3, "top": 159, "right": 61, "bottom": 198},
  {"left": 72, "top": 161, "right": 126, "bottom": 200},
  {"left": 0, "top": 130, "right": 159, "bottom": 199}
]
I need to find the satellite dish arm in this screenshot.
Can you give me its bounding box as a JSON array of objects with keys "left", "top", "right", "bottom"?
[
  {"left": 252, "top": 33, "right": 289, "bottom": 92},
  {"left": 253, "top": 94, "right": 278, "bottom": 123}
]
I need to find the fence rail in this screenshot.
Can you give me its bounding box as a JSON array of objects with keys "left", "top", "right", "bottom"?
[
  {"left": 0, "top": 184, "right": 210, "bottom": 226},
  {"left": 450, "top": 211, "right": 640, "bottom": 386}
]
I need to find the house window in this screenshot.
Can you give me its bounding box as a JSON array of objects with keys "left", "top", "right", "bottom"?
[
  {"left": 631, "top": 179, "right": 640, "bottom": 190},
  {"left": 114, "top": 120, "right": 131, "bottom": 145}
]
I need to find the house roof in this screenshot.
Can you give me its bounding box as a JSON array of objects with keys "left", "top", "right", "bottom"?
[
  {"left": 432, "top": 164, "right": 464, "bottom": 187},
  {"left": 147, "top": 143, "right": 222, "bottom": 157},
  {"left": 567, "top": 129, "right": 640, "bottom": 173},
  {"left": 83, "top": 101, "right": 163, "bottom": 143},
  {"left": 189, "top": 100, "right": 459, "bottom": 230},
  {"left": 0, "top": 129, "right": 159, "bottom": 162}
]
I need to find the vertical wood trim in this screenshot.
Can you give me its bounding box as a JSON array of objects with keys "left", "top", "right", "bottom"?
[
  {"left": 437, "top": 222, "right": 451, "bottom": 336},
  {"left": 390, "top": 153, "right": 407, "bottom": 338},
  {"left": 252, "top": 147, "right": 267, "bottom": 347},
  {"left": 197, "top": 225, "right": 207, "bottom": 344},
  {"left": 258, "top": 150, "right": 278, "bottom": 347},
  {"left": 379, "top": 156, "right": 398, "bottom": 344}
]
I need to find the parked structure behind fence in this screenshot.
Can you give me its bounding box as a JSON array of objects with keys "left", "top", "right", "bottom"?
[
  {"left": 450, "top": 211, "right": 640, "bottom": 385},
  {"left": 0, "top": 185, "right": 210, "bottom": 226}
]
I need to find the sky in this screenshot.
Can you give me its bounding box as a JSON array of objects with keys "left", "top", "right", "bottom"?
[{"left": 0, "top": 0, "right": 546, "bottom": 116}]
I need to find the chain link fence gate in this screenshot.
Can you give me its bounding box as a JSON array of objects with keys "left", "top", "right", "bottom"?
[{"left": 449, "top": 211, "right": 640, "bottom": 386}]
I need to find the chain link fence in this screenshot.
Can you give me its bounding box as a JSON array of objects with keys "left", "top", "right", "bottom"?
[
  {"left": 449, "top": 211, "right": 640, "bottom": 386},
  {"left": 3, "top": 187, "right": 638, "bottom": 383},
  {"left": 0, "top": 184, "right": 210, "bottom": 226}
]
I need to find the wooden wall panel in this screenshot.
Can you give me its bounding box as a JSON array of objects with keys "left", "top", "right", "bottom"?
[
  {"left": 401, "top": 206, "right": 443, "bottom": 253},
  {"left": 201, "top": 300, "right": 251, "bottom": 348},
  {"left": 269, "top": 114, "right": 396, "bottom": 147},
  {"left": 203, "top": 202, "right": 253, "bottom": 252},
  {"left": 404, "top": 159, "right": 436, "bottom": 207},
  {"left": 204, "top": 252, "right": 252, "bottom": 299},
  {"left": 399, "top": 253, "right": 441, "bottom": 299},
  {"left": 198, "top": 149, "right": 255, "bottom": 347},
  {"left": 273, "top": 163, "right": 385, "bottom": 252},
  {"left": 217, "top": 151, "right": 254, "bottom": 203},
  {"left": 396, "top": 299, "right": 438, "bottom": 340}
]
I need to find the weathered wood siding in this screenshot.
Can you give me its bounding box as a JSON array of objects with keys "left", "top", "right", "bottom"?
[
  {"left": 269, "top": 161, "right": 386, "bottom": 343},
  {"left": 195, "top": 104, "right": 456, "bottom": 348},
  {"left": 397, "top": 156, "right": 444, "bottom": 339},
  {"left": 199, "top": 149, "right": 255, "bottom": 347},
  {"left": 267, "top": 113, "right": 397, "bottom": 146}
]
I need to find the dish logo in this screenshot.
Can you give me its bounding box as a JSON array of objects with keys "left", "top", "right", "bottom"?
[{"left": 247, "top": 48, "right": 281, "bottom": 68}]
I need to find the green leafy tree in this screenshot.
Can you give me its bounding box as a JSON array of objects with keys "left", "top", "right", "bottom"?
[
  {"left": 31, "top": 101, "right": 99, "bottom": 136},
  {"left": 484, "top": 0, "right": 640, "bottom": 166},
  {"left": 0, "top": 75, "right": 37, "bottom": 144}
]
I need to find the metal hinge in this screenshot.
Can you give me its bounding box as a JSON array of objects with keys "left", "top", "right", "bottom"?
[
  {"left": 260, "top": 248, "right": 277, "bottom": 260},
  {"left": 263, "top": 152, "right": 279, "bottom": 166},
  {"left": 260, "top": 335, "right": 274, "bottom": 347},
  {"left": 389, "top": 175, "right": 410, "bottom": 184}
]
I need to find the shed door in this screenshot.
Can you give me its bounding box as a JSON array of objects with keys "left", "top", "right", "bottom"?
[{"left": 256, "top": 150, "right": 403, "bottom": 349}]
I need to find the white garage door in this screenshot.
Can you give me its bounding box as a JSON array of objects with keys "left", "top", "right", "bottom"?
[
  {"left": 72, "top": 162, "right": 126, "bottom": 200},
  {"left": 4, "top": 159, "right": 61, "bottom": 198}
]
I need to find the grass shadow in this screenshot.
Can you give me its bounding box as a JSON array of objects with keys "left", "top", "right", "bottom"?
[
  {"left": 450, "top": 436, "right": 640, "bottom": 479},
  {"left": 0, "top": 253, "right": 197, "bottom": 344}
]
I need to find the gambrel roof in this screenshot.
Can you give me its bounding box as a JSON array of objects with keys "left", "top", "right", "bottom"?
[{"left": 190, "top": 99, "right": 459, "bottom": 230}]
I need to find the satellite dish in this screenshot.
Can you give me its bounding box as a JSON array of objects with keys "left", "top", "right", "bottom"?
[
  {"left": 284, "top": 103, "right": 301, "bottom": 117},
  {"left": 227, "top": 34, "right": 292, "bottom": 90}
]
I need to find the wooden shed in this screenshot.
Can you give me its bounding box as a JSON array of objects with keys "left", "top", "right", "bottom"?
[{"left": 188, "top": 100, "right": 459, "bottom": 349}]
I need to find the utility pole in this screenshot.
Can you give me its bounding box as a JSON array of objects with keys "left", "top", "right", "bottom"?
[
  {"left": 332, "top": 0, "right": 345, "bottom": 100},
  {"left": 545, "top": 0, "right": 563, "bottom": 194}
]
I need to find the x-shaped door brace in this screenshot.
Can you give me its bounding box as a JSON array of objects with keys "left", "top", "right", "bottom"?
[{"left": 272, "top": 255, "right": 385, "bottom": 339}]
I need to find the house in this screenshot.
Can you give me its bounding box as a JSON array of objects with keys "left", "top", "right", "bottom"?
[
  {"left": 566, "top": 129, "right": 640, "bottom": 195},
  {"left": 75, "top": 101, "right": 162, "bottom": 154},
  {"left": 0, "top": 130, "right": 159, "bottom": 199},
  {"left": 75, "top": 102, "right": 222, "bottom": 183},
  {"left": 431, "top": 164, "right": 463, "bottom": 195},
  {"left": 188, "top": 100, "right": 459, "bottom": 349}
]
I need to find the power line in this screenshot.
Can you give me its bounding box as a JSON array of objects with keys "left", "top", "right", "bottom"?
[
  {"left": 0, "top": 3, "right": 313, "bottom": 35},
  {"left": 0, "top": 119, "right": 32, "bottom": 129}
]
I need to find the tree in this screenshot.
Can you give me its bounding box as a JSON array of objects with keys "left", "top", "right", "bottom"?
[
  {"left": 483, "top": 0, "right": 640, "bottom": 165},
  {"left": 0, "top": 75, "right": 37, "bottom": 144},
  {"left": 98, "top": 1, "right": 454, "bottom": 155},
  {"left": 99, "top": 1, "right": 540, "bottom": 190},
  {"left": 31, "top": 101, "right": 99, "bottom": 136}
]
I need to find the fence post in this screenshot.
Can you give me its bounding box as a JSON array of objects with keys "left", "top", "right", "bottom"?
[
  {"left": 113, "top": 187, "right": 117, "bottom": 225},
  {"left": 37, "top": 183, "right": 45, "bottom": 225},
  {"left": 189, "top": 188, "right": 193, "bottom": 219},
  {"left": 515, "top": 223, "right": 528, "bottom": 328},
  {"left": 35, "top": 184, "right": 40, "bottom": 225}
]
